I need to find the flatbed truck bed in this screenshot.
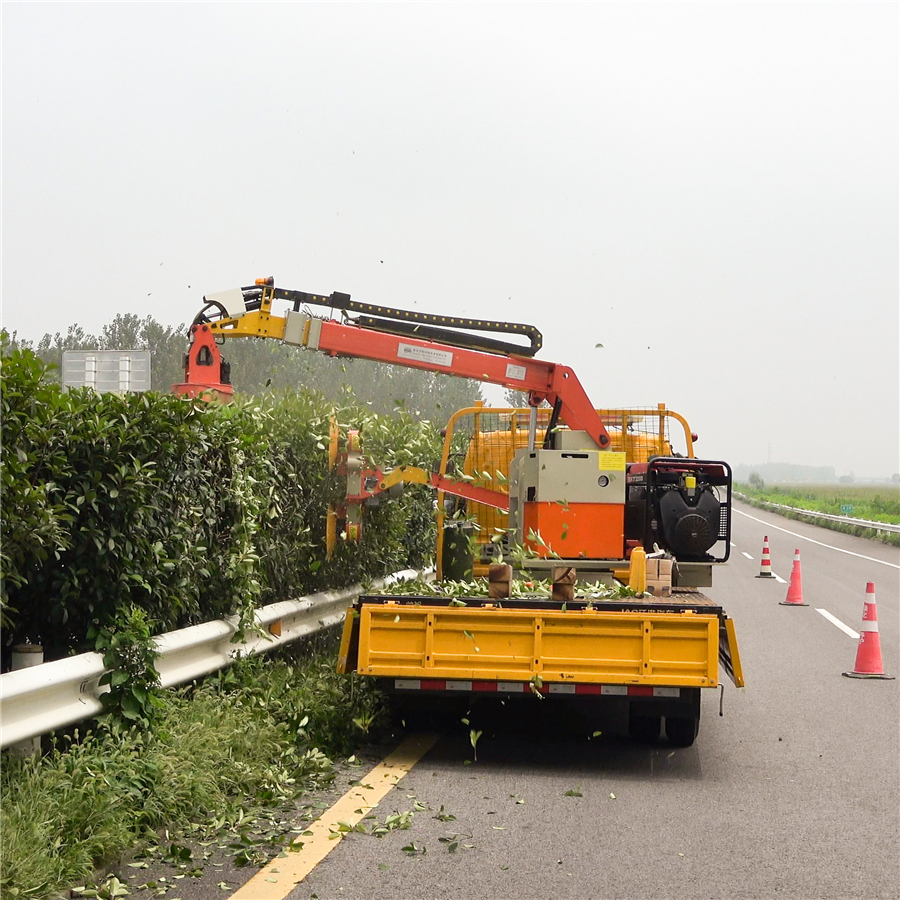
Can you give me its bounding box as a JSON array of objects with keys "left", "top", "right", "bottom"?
[{"left": 337, "top": 588, "right": 743, "bottom": 746}]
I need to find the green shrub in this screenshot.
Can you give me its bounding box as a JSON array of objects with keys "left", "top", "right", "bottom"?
[{"left": 1, "top": 345, "right": 441, "bottom": 662}]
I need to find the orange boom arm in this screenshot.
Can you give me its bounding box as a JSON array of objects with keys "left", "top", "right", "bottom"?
[{"left": 176, "top": 279, "right": 611, "bottom": 449}]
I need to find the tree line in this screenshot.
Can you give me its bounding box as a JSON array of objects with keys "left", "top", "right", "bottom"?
[{"left": 4, "top": 313, "right": 484, "bottom": 423}]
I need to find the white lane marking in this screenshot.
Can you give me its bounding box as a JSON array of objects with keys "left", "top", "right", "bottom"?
[
  {"left": 734, "top": 509, "right": 900, "bottom": 570},
  {"left": 773, "top": 573, "right": 787, "bottom": 584},
  {"left": 730, "top": 541, "right": 737, "bottom": 547},
  {"left": 815, "top": 608, "right": 859, "bottom": 639},
  {"left": 741, "top": 552, "right": 754, "bottom": 560}
]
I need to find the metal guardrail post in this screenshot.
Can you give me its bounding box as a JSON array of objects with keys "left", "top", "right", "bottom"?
[{"left": 8, "top": 645, "right": 44, "bottom": 756}]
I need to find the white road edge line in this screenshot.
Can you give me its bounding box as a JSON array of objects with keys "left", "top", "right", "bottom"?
[
  {"left": 815, "top": 608, "right": 859, "bottom": 639},
  {"left": 733, "top": 509, "right": 900, "bottom": 570},
  {"left": 773, "top": 573, "right": 787, "bottom": 584},
  {"left": 741, "top": 552, "right": 754, "bottom": 560}
]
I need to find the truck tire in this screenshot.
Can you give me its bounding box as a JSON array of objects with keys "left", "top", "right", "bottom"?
[
  {"left": 665, "top": 715, "right": 699, "bottom": 747},
  {"left": 628, "top": 713, "right": 661, "bottom": 743}
]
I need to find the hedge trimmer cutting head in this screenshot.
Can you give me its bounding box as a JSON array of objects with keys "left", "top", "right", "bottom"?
[{"left": 172, "top": 323, "right": 234, "bottom": 403}]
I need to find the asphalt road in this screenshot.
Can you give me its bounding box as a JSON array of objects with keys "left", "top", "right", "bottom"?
[
  {"left": 139, "top": 502, "right": 899, "bottom": 900},
  {"left": 290, "top": 502, "right": 899, "bottom": 900}
]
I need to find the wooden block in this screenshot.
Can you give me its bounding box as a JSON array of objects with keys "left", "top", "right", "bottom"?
[
  {"left": 488, "top": 564, "right": 512, "bottom": 583},
  {"left": 552, "top": 582, "right": 575, "bottom": 603},
  {"left": 551, "top": 566, "right": 577, "bottom": 585},
  {"left": 489, "top": 580, "right": 511, "bottom": 600}
]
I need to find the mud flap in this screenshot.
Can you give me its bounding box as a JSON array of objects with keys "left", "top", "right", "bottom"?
[
  {"left": 336, "top": 608, "right": 360, "bottom": 674},
  {"left": 718, "top": 616, "right": 745, "bottom": 687}
]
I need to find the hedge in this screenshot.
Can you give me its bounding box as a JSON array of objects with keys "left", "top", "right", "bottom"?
[{"left": 1, "top": 344, "right": 442, "bottom": 664}]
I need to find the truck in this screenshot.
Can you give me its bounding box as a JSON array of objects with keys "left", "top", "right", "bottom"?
[{"left": 175, "top": 277, "right": 744, "bottom": 746}]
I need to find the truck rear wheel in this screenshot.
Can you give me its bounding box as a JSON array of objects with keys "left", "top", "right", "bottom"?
[
  {"left": 628, "top": 713, "right": 661, "bottom": 743},
  {"left": 665, "top": 715, "right": 699, "bottom": 747}
]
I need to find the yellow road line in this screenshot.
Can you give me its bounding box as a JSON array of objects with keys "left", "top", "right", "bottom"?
[{"left": 229, "top": 733, "right": 439, "bottom": 900}]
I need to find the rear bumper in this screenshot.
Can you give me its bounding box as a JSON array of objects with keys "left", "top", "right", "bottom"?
[
  {"left": 384, "top": 677, "right": 703, "bottom": 718},
  {"left": 388, "top": 678, "right": 684, "bottom": 697}
]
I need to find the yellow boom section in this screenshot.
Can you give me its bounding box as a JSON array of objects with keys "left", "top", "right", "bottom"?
[{"left": 355, "top": 604, "right": 722, "bottom": 688}]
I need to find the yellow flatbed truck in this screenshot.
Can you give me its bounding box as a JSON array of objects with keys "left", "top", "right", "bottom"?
[
  {"left": 335, "top": 404, "right": 743, "bottom": 747},
  {"left": 176, "top": 279, "right": 745, "bottom": 747},
  {"left": 338, "top": 584, "right": 742, "bottom": 746}
]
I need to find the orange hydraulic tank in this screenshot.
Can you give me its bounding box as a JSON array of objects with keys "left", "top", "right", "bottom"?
[{"left": 522, "top": 502, "right": 625, "bottom": 559}]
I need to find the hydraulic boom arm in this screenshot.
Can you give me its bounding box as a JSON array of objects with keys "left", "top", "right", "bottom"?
[{"left": 177, "top": 279, "right": 612, "bottom": 449}]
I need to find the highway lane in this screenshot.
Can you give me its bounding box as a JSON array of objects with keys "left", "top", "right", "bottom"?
[
  {"left": 729, "top": 502, "right": 899, "bottom": 650},
  {"left": 276, "top": 502, "right": 898, "bottom": 900}
]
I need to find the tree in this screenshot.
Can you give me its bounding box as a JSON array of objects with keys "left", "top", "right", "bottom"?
[
  {"left": 33, "top": 324, "right": 96, "bottom": 375},
  {"left": 97, "top": 314, "right": 187, "bottom": 392},
  {"left": 24, "top": 315, "right": 186, "bottom": 392},
  {"left": 24, "top": 313, "right": 484, "bottom": 421},
  {"left": 503, "top": 387, "right": 530, "bottom": 408}
]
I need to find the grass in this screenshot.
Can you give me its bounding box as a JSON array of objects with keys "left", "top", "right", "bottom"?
[
  {"left": 736, "top": 482, "right": 900, "bottom": 546},
  {"left": 0, "top": 635, "right": 387, "bottom": 900}
]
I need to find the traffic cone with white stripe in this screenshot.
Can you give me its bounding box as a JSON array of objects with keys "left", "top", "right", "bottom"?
[
  {"left": 756, "top": 536, "right": 775, "bottom": 578},
  {"left": 843, "top": 583, "right": 894, "bottom": 679},
  {"left": 779, "top": 549, "right": 808, "bottom": 606}
]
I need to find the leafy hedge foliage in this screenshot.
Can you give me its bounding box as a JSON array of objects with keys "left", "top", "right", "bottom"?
[{"left": 1, "top": 344, "right": 442, "bottom": 663}]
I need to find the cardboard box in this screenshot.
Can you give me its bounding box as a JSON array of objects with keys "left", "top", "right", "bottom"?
[
  {"left": 645, "top": 581, "right": 672, "bottom": 597},
  {"left": 645, "top": 557, "right": 673, "bottom": 596},
  {"left": 645, "top": 558, "right": 674, "bottom": 580}
]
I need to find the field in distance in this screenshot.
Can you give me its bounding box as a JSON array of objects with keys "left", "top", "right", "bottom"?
[{"left": 736, "top": 482, "right": 900, "bottom": 525}]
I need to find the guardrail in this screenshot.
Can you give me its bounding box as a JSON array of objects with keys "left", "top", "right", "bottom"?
[
  {"left": 734, "top": 493, "right": 900, "bottom": 535},
  {"left": 0, "top": 568, "right": 429, "bottom": 750}
]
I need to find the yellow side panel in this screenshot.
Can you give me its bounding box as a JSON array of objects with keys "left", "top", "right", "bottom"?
[
  {"left": 356, "top": 606, "right": 719, "bottom": 687},
  {"left": 336, "top": 611, "right": 358, "bottom": 674},
  {"left": 720, "top": 616, "right": 745, "bottom": 688}
]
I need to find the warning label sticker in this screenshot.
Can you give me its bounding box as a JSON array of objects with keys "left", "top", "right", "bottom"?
[
  {"left": 505, "top": 362, "right": 527, "bottom": 381},
  {"left": 599, "top": 452, "right": 626, "bottom": 472},
  {"left": 397, "top": 343, "right": 454, "bottom": 368}
]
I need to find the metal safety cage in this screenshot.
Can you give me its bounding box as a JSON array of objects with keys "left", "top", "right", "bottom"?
[{"left": 434, "top": 405, "right": 700, "bottom": 578}]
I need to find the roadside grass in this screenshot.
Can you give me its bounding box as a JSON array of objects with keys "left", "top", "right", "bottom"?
[
  {"left": 735, "top": 482, "right": 900, "bottom": 547},
  {"left": 0, "top": 635, "right": 387, "bottom": 900}
]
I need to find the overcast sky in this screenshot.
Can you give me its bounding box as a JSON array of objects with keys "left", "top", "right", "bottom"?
[{"left": 2, "top": 2, "right": 897, "bottom": 477}]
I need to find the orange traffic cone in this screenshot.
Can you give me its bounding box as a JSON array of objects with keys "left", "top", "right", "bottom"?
[
  {"left": 779, "top": 549, "right": 808, "bottom": 606},
  {"left": 756, "top": 536, "right": 775, "bottom": 578},
  {"left": 843, "top": 583, "right": 894, "bottom": 679}
]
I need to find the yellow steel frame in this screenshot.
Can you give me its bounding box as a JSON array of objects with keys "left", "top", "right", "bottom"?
[
  {"left": 208, "top": 286, "right": 288, "bottom": 340},
  {"left": 380, "top": 466, "right": 430, "bottom": 490}
]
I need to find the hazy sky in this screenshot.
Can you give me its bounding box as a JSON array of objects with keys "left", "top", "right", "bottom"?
[{"left": 3, "top": 2, "right": 898, "bottom": 477}]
